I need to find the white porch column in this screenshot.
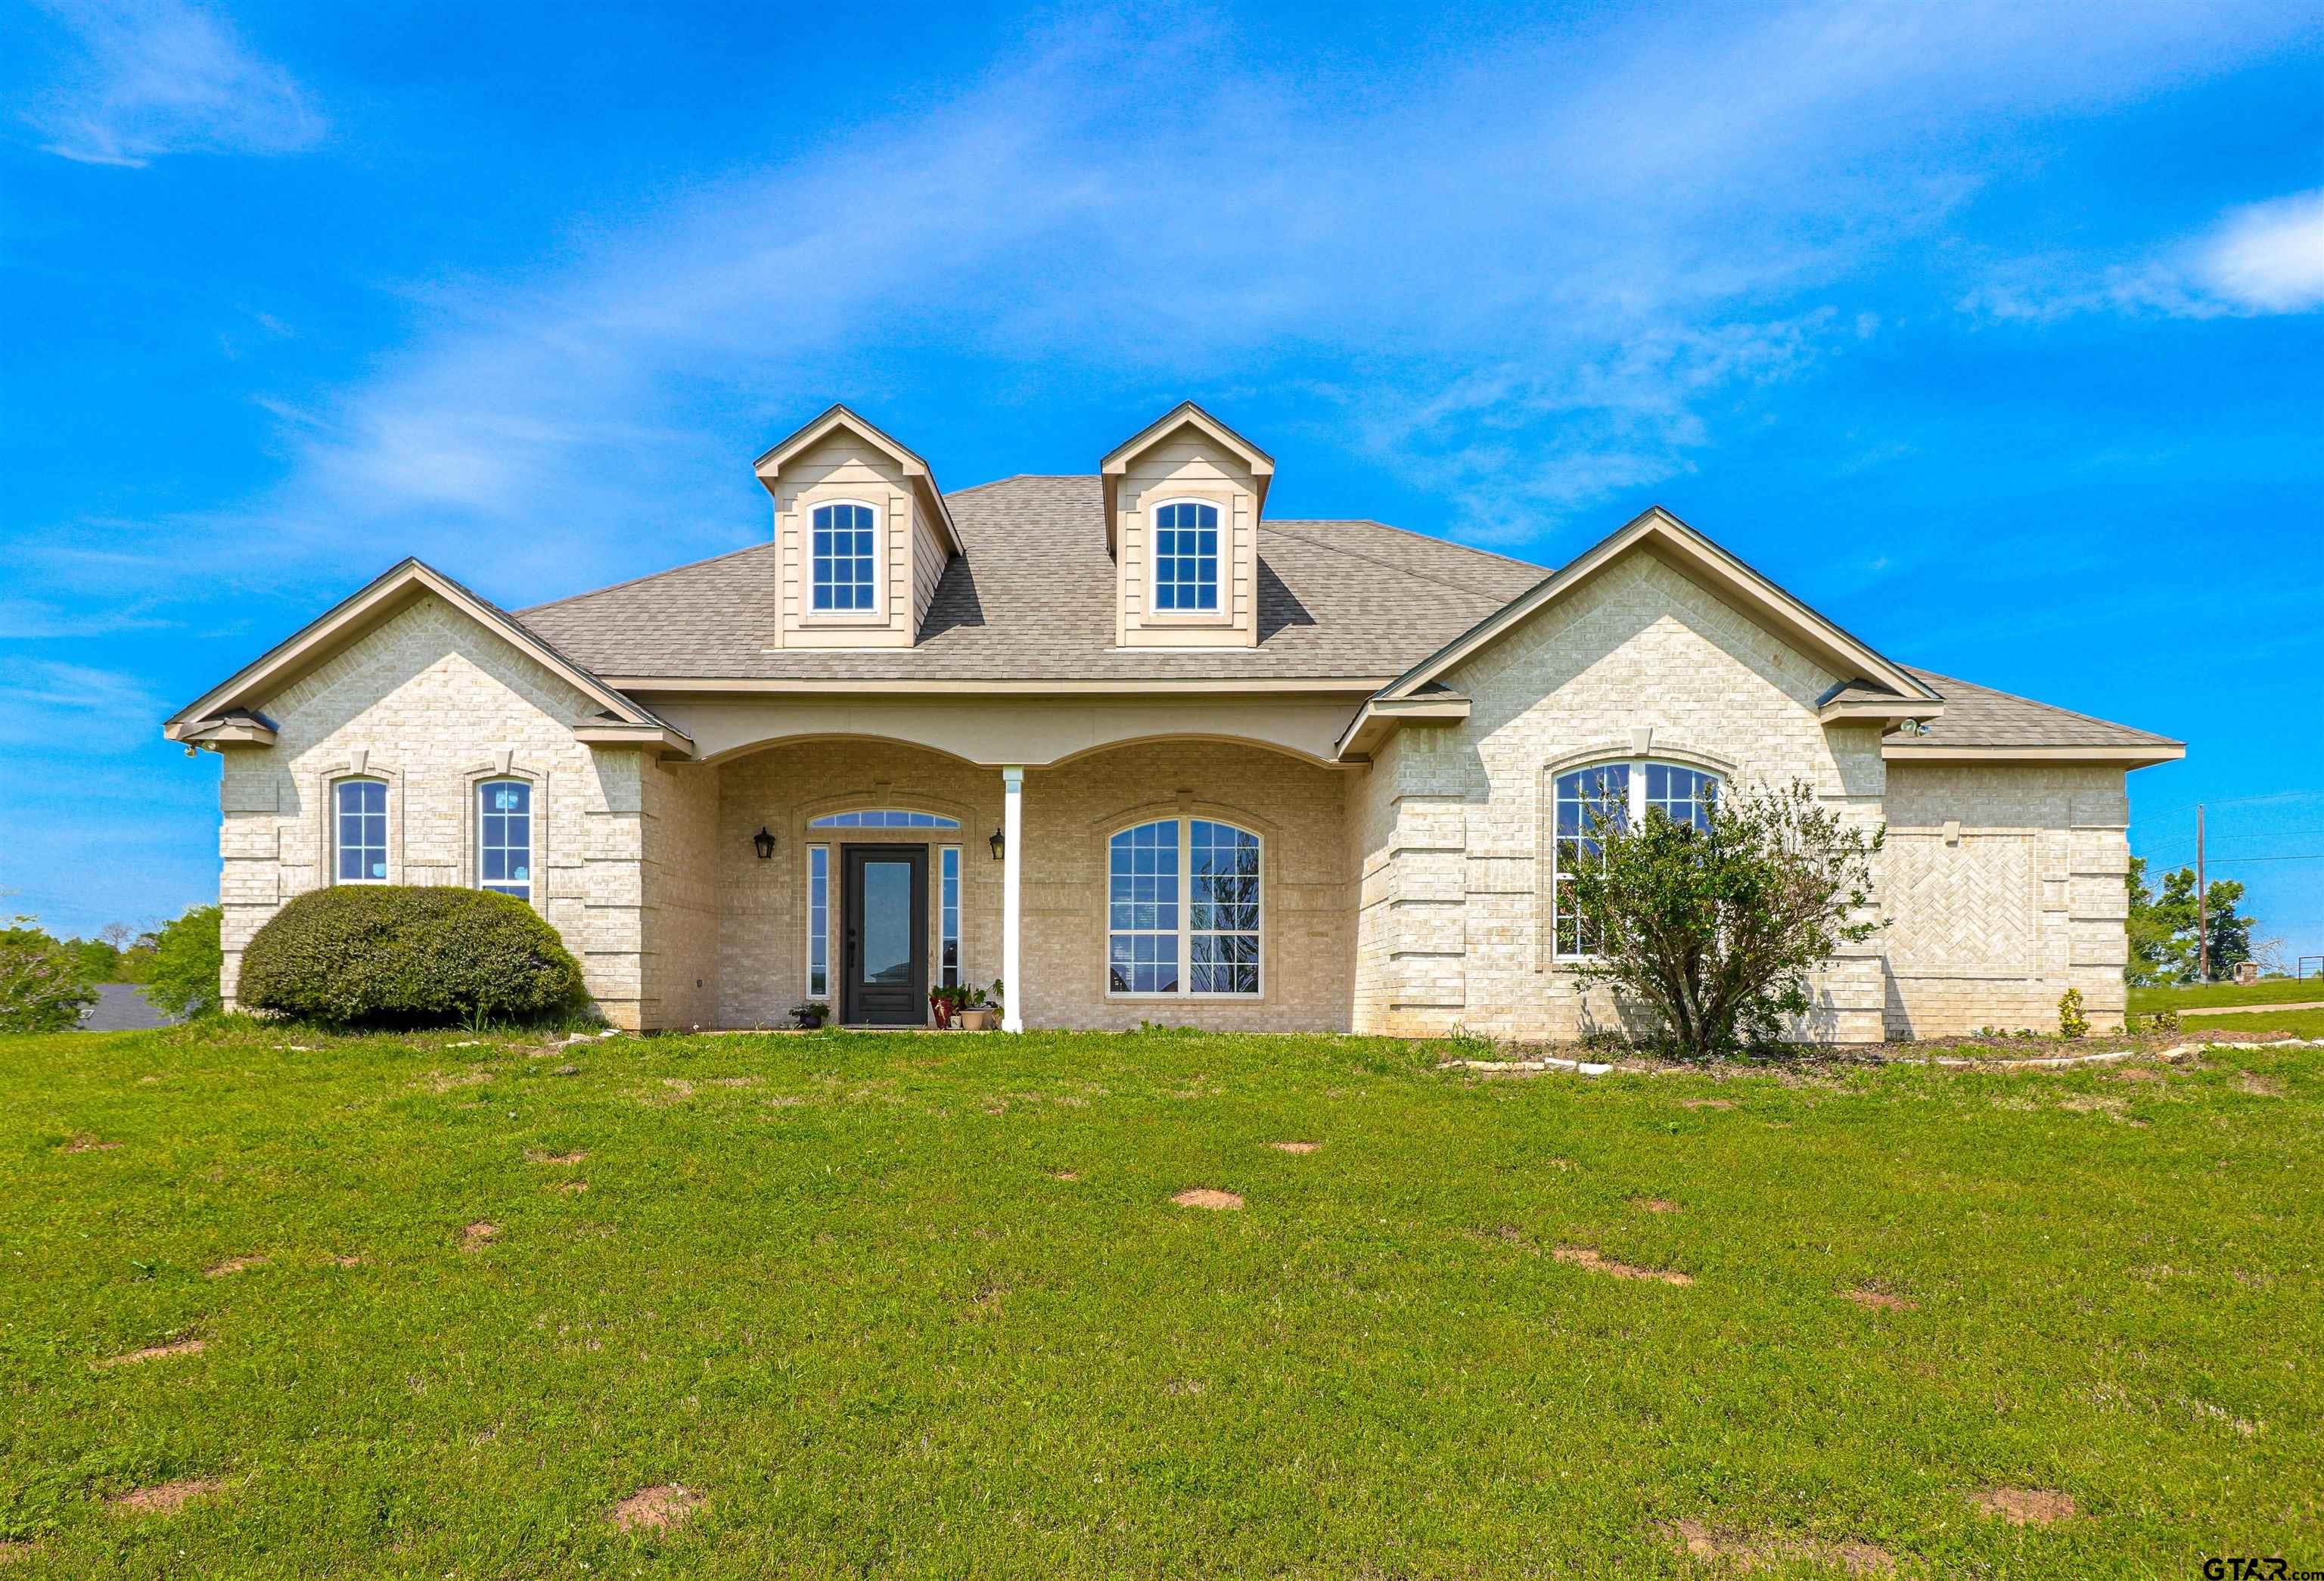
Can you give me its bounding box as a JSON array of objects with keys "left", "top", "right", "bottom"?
[{"left": 1000, "top": 766, "right": 1024, "bottom": 1033}]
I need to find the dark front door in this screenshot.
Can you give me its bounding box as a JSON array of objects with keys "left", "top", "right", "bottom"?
[{"left": 843, "top": 845, "right": 927, "bottom": 1026}]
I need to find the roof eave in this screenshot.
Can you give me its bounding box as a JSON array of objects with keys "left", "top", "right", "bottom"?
[{"left": 1883, "top": 742, "right": 2186, "bottom": 768}]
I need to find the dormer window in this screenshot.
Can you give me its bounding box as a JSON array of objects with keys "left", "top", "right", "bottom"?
[
  {"left": 1151, "top": 500, "right": 1219, "bottom": 611},
  {"left": 811, "top": 502, "right": 879, "bottom": 612}
]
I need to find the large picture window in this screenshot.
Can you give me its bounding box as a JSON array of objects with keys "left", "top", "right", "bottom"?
[
  {"left": 1107, "top": 816, "right": 1260, "bottom": 996},
  {"left": 811, "top": 501, "right": 878, "bottom": 612},
  {"left": 334, "top": 778, "right": 388, "bottom": 883},
  {"left": 1150, "top": 499, "right": 1219, "bottom": 611},
  {"left": 476, "top": 779, "right": 533, "bottom": 901},
  {"left": 1552, "top": 759, "right": 1719, "bottom": 958}
]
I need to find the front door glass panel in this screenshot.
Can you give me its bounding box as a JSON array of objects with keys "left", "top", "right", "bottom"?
[{"left": 862, "top": 861, "right": 912, "bottom": 986}]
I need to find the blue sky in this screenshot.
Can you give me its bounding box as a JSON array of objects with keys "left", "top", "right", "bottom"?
[{"left": 4, "top": 0, "right": 2321, "bottom": 962}]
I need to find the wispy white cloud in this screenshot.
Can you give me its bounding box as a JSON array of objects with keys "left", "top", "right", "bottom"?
[
  {"left": 23, "top": 0, "right": 2315, "bottom": 603},
  {"left": 1963, "top": 186, "right": 2324, "bottom": 324},
  {"left": 0, "top": 660, "right": 160, "bottom": 751},
  {"left": 25, "top": 0, "right": 321, "bottom": 168},
  {"left": 2197, "top": 188, "right": 2324, "bottom": 312}
]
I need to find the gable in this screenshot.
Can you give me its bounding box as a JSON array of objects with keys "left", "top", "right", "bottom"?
[
  {"left": 1377, "top": 508, "right": 1941, "bottom": 710},
  {"left": 165, "top": 558, "right": 680, "bottom": 749}
]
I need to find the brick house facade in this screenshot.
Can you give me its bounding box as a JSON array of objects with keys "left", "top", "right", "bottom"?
[{"left": 168, "top": 403, "right": 2181, "bottom": 1039}]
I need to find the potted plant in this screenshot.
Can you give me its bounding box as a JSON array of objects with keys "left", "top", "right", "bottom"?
[
  {"left": 928, "top": 984, "right": 958, "bottom": 1029},
  {"left": 791, "top": 999, "right": 828, "bottom": 1030},
  {"left": 955, "top": 985, "right": 993, "bottom": 1031}
]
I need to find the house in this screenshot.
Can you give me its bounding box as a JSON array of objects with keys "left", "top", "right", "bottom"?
[{"left": 165, "top": 402, "right": 2183, "bottom": 1039}]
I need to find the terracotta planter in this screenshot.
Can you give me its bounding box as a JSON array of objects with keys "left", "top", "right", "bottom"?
[{"left": 956, "top": 1009, "right": 994, "bottom": 1031}]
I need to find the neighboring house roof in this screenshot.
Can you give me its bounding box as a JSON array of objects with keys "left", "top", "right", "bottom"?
[
  {"left": 163, "top": 558, "right": 688, "bottom": 747},
  {"left": 516, "top": 474, "right": 1547, "bottom": 685}
]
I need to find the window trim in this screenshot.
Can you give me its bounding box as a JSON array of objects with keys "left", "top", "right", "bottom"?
[
  {"left": 1548, "top": 758, "right": 1720, "bottom": 963},
  {"left": 805, "top": 843, "right": 830, "bottom": 999},
  {"left": 330, "top": 775, "right": 393, "bottom": 886},
  {"left": 938, "top": 844, "right": 961, "bottom": 989},
  {"left": 1142, "top": 495, "right": 1231, "bottom": 625},
  {"left": 804, "top": 497, "right": 885, "bottom": 621},
  {"left": 1103, "top": 814, "right": 1264, "bottom": 1000},
  {"left": 474, "top": 776, "right": 537, "bottom": 903},
  {"left": 805, "top": 809, "right": 962, "bottom": 830}
]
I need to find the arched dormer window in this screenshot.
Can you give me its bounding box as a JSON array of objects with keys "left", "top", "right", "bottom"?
[
  {"left": 1551, "top": 760, "right": 1719, "bottom": 958},
  {"left": 810, "top": 501, "right": 880, "bottom": 612},
  {"left": 334, "top": 778, "right": 389, "bottom": 883},
  {"left": 1150, "top": 499, "right": 1219, "bottom": 611},
  {"left": 1107, "top": 816, "right": 1260, "bottom": 996}
]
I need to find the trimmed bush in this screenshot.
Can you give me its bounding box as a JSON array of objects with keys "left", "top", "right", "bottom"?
[{"left": 239, "top": 887, "right": 586, "bottom": 1027}]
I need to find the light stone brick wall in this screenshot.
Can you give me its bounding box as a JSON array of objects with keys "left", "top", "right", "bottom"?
[
  {"left": 213, "top": 594, "right": 665, "bottom": 1028},
  {"left": 1879, "top": 761, "right": 2130, "bottom": 1036},
  {"left": 710, "top": 738, "right": 1352, "bottom": 1031},
  {"left": 208, "top": 573, "right": 2133, "bottom": 1042},
  {"left": 1346, "top": 551, "right": 2120, "bottom": 1042}
]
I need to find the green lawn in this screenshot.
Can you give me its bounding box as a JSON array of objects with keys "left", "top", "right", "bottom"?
[
  {"left": 2180, "top": 1007, "right": 2324, "bottom": 1039},
  {"left": 5, "top": 1023, "right": 2320, "bottom": 1576},
  {"left": 2128, "top": 977, "right": 2324, "bottom": 1011}
]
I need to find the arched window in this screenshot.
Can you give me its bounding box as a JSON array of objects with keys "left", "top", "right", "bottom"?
[
  {"left": 806, "top": 809, "right": 959, "bottom": 829},
  {"left": 476, "top": 779, "right": 533, "bottom": 901},
  {"left": 1108, "top": 816, "right": 1260, "bottom": 996},
  {"left": 1150, "top": 500, "right": 1219, "bottom": 611},
  {"left": 334, "top": 778, "right": 388, "bottom": 883},
  {"left": 1552, "top": 760, "right": 1718, "bottom": 958},
  {"left": 811, "top": 501, "right": 879, "bottom": 611}
]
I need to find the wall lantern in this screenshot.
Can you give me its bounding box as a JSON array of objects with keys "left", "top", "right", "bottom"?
[
  {"left": 753, "top": 826, "right": 777, "bottom": 860},
  {"left": 988, "top": 828, "right": 1005, "bottom": 862}
]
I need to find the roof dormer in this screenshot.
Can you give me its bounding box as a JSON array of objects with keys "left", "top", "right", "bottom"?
[
  {"left": 1099, "top": 402, "right": 1274, "bottom": 651},
  {"left": 755, "top": 405, "right": 960, "bottom": 651}
]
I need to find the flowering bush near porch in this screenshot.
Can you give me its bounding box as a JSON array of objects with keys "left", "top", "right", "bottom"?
[{"left": 2, "top": 1019, "right": 2316, "bottom": 1573}]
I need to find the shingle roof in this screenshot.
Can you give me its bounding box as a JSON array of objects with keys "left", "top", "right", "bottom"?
[
  {"left": 1890, "top": 669, "right": 2182, "bottom": 753},
  {"left": 510, "top": 477, "right": 2179, "bottom": 756},
  {"left": 516, "top": 475, "right": 1546, "bottom": 682}
]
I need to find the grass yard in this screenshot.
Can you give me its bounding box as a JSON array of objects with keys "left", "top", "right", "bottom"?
[
  {"left": 2180, "top": 1007, "right": 2324, "bottom": 1040},
  {"left": 2128, "top": 977, "right": 2324, "bottom": 1011},
  {"left": 4, "top": 1024, "right": 2321, "bottom": 1577}
]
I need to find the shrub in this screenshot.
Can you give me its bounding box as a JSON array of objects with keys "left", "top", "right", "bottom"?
[
  {"left": 0, "top": 918, "right": 101, "bottom": 1033},
  {"left": 2057, "top": 986, "right": 2088, "bottom": 1040},
  {"left": 145, "top": 905, "right": 224, "bottom": 1020},
  {"left": 1561, "top": 778, "right": 1884, "bottom": 1058},
  {"left": 239, "top": 887, "right": 586, "bottom": 1027}
]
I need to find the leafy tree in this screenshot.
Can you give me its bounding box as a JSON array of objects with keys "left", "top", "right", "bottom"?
[
  {"left": 2123, "top": 857, "right": 2175, "bottom": 988},
  {"left": 2128, "top": 862, "right": 2257, "bottom": 984},
  {"left": 0, "top": 917, "right": 100, "bottom": 1033},
  {"left": 1561, "top": 778, "right": 1884, "bottom": 1058},
  {"left": 145, "top": 905, "right": 224, "bottom": 1020},
  {"left": 68, "top": 936, "right": 123, "bottom": 982}
]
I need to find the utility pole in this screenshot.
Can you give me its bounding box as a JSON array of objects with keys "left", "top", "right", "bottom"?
[{"left": 2196, "top": 803, "right": 2208, "bottom": 983}]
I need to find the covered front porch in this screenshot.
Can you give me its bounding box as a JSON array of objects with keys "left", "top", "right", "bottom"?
[{"left": 629, "top": 737, "right": 1356, "bottom": 1034}]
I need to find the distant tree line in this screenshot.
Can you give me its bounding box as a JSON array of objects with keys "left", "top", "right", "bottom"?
[
  {"left": 2125, "top": 856, "right": 2260, "bottom": 986},
  {"left": 0, "top": 909, "right": 222, "bottom": 1032}
]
